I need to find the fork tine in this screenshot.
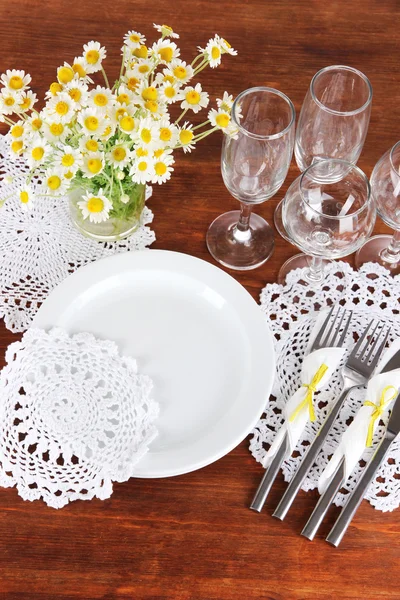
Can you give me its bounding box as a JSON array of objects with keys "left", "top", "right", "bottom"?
[
  {"left": 329, "top": 309, "right": 346, "bottom": 347},
  {"left": 363, "top": 321, "right": 383, "bottom": 363},
  {"left": 352, "top": 320, "right": 373, "bottom": 357},
  {"left": 337, "top": 310, "right": 353, "bottom": 347},
  {"left": 368, "top": 328, "right": 390, "bottom": 371},
  {"left": 322, "top": 307, "right": 342, "bottom": 347},
  {"left": 312, "top": 306, "right": 334, "bottom": 348}
]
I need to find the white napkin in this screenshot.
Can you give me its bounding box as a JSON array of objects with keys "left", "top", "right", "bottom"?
[
  {"left": 318, "top": 339, "right": 400, "bottom": 494},
  {"left": 263, "top": 312, "right": 346, "bottom": 468}
]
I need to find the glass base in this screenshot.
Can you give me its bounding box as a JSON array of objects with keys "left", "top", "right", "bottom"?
[
  {"left": 355, "top": 235, "right": 400, "bottom": 275},
  {"left": 274, "top": 197, "right": 291, "bottom": 243},
  {"left": 277, "top": 253, "right": 345, "bottom": 290},
  {"left": 206, "top": 210, "right": 274, "bottom": 271}
]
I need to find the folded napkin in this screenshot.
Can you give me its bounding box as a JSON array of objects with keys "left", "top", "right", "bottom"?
[
  {"left": 318, "top": 339, "right": 400, "bottom": 494},
  {"left": 263, "top": 312, "right": 346, "bottom": 468}
]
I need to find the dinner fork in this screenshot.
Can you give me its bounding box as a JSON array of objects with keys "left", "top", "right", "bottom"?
[
  {"left": 250, "top": 306, "right": 352, "bottom": 513},
  {"left": 273, "top": 319, "right": 389, "bottom": 521}
]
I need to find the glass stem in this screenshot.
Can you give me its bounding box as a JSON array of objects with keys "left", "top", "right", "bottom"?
[
  {"left": 306, "top": 255, "right": 324, "bottom": 282},
  {"left": 233, "top": 202, "right": 252, "bottom": 242},
  {"left": 380, "top": 230, "right": 400, "bottom": 265}
]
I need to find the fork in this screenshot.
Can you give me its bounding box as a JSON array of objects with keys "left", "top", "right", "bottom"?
[
  {"left": 272, "top": 319, "right": 389, "bottom": 521},
  {"left": 250, "top": 306, "right": 352, "bottom": 513}
]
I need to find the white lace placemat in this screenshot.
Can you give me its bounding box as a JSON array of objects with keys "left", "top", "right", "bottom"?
[
  {"left": 0, "top": 136, "right": 155, "bottom": 333},
  {"left": 0, "top": 327, "right": 158, "bottom": 508},
  {"left": 250, "top": 261, "right": 400, "bottom": 512}
]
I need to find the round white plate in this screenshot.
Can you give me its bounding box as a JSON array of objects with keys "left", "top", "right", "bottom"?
[{"left": 33, "top": 250, "right": 275, "bottom": 477}]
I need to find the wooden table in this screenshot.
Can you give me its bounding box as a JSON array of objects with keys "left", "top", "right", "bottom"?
[{"left": 0, "top": 1, "right": 399, "bottom": 598}]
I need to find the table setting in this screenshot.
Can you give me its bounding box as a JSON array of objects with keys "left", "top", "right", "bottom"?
[{"left": 1, "top": 18, "right": 400, "bottom": 560}]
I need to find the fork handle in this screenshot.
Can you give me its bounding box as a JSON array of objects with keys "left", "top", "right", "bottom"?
[
  {"left": 250, "top": 431, "right": 290, "bottom": 512},
  {"left": 301, "top": 455, "right": 346, "bottom": 540},
  {"left": 273, "top": 386, "right": 352, "bottom": 521}
]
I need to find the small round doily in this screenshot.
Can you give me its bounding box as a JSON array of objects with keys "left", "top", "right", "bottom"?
[
  {"left": 0, "top": 136, "right": 155, "bottom": 333},
  {"left": 250, "top": 261, "right": 400, "bottom": 512},
  {"left": 0, "top": 328, "right": 158, "bottom": 508}
]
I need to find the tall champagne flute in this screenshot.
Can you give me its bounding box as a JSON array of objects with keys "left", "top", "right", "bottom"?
[
  {"left": 274, "top": 65, "right": 373, "bottom": 238},
  {"left": 206, "top": 87, "right": 295, "bottom": 270},
  {"left": 356, "top": 141, "right": 400, "bottom": 275}
]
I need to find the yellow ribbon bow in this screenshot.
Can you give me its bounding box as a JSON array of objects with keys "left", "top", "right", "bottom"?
[
  {"left": 364, "top": 385, "right": 398, "bottom": 447},
  {"left": 289, "top": 363, "right": 329, "bottom": 423}
]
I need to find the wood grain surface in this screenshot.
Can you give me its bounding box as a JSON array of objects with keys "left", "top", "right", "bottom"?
[{"left": 0, "top": 1, "right": 399, "bottom": 598}]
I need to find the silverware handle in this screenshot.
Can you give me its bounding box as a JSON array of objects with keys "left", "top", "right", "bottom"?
[
  {"left": 301, "top": 455, "right": 346, "bottom": 540},
  {"left": 326, "top": 438, "right": 392, "bottom": 547},
  {"left": 250, "top": 432, "right": 290, "bottom": 512},
  {"left": 273, "top": 387, "right": 350, "bottom": 521}
]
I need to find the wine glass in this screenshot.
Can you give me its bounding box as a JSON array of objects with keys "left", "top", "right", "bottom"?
[
  {"left": 274, "top": 65, "right": 373, "bottom": 238},
  {"left": 278, "top": 159, "right": 376, "bottom": 288},
  {"left": 206, "top": 87, "right": 295, "bottom": 270},
  {"left": 356, "top": 141, "right": 400, "bottom": 274}
]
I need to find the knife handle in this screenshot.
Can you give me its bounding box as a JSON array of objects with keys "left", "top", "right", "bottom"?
[{"left": 326, "top": 437, "right": 392, "bottom": 547}]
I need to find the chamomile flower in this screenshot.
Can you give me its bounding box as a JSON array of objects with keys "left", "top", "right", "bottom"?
[
  {"left": 177, "top": 121, "right": 195, "bottom": 153},
  {"left": 8, "top": 137, "right": 24, "bottom": 158},
  {"left": 167, "top": 60, "right": 193, "bottom": 85},
  {"left": 219, "top": 36, "right": 237, "bottom": 56},
  {"left": 0, "top": 90, "right": 22, "bottom": 115},
  {"left": 154, "top": 71, "right": 176, "bottom": 86},
  {"left": 122, "top": 71, "right": 141, "bottom": 92},
  {"left": 18, "top": 184, "right": 35, "bottom": 211},
  {"left": 43, "top": 168, "right": 69, "bottom": 195},
  {"left": 24, "top": 114, "right": 44, "bottom": 137},
  {"left": 57, "top": 64, "right": 75, "bottom": 85},
  {"left": 133, "top": 117, "right": 161, "bottom": 149},
  {"left": 152, "top": 150, "right": 174, "bottom": 184},
  {"left": 79, "top": 136, "right": 102, "bottom": 154},
  {"left": 71, "top": 57, "right": 93, "bottom": 82},
  {"left": 115, "top": 84, "right": 135, "bottom": 106},
  {"left": 1, "top": 69, "right": 31, "bottom": 92},
  {"left": 107, "top": 143, "right": 132, "bottom": 168},
  {"left": 82, "top": 41, "right": 107, "bottom": 74},
  {"left": 78, "top": 188, "right": 112, "bottom": 223},
  {"left": 208, "top": 108, "right": 232, "bottom": 131},
  {"left": 81, "top": 151, "right": 105, "bottom": 178},
  {"left": 9, "top": 121, "right": 25, "bottom": 139},
  {"left": 130, "top": 59, "right": 154, "bottom": 80},
  {"left": 46, "top": 92, "right": 75, "bottom": 123},
  {"left": 152, "top": 39, "right": 180, "bottom": 64},
  {"left": 217, "top": 91, "right": 234, "bottom": 111},
  {"left": 159, "top": 81, "right": 180, "bottom": 104},
  {"left": 26, "top": 134, "right": 51, "bottom": 167},
  {"left": 153, "top": 24, "right": 179, "bottom": 39},
  {"left": 89, "top": 85, "right": 114, "bottom": 114},
  {"left": 178, "top": 83, "right": 209, "bottom": 113},
  {"left": 99, "top": 119, "right": 116, "bottom": 141},
  {"left": 54, "top": 146, "right": 82, "bottom": 174},
  {"left": 45, "top": 82, "right": 64, "bottom": 100},
  {"left": 156, "top": 118, "right": 178, "bottom": 147},
  {"left": 64, "top": 80, "right": 89, "bottom": 107},
  {"left": 130, "top": 155, "right": 155, "bottom": 184},
  {"left": 43, "top": 120, "right": 68, "bottom": 143},
  {"left": 205, "top": 36, "right": 223, "bottom": 68},
  {"left": 118, "top": 114, "right": 137, "bottom": 135},
  {"left": 78, "top": 108, "right": 107, "bottom": 137},
  {"left": 123, "top": 30, "right": 146, "bottom": 50},
  {"left": 18, "top": 90, "right": 37, "bottom": 112}
]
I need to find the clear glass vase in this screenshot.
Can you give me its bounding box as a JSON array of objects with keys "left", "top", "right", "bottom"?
[{"left": 69, "top": 183, "right": 146, "bottom": 241}]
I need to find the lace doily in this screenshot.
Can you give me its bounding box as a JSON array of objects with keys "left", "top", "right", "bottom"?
[
  {"left": 0, "top": 136, "right": 155, "bottom": 333},
  {"left": 250, "top": 261, "right": 400, "bottom": 512},
  {"left": 0, "top": 328, "right": 158, "bottom": 508}
]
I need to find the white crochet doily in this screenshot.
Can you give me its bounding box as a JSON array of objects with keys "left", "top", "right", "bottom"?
[
  {"left": 0, "top": 327, "right": 158, "bottom": 508},
  {"left": 250, "top": 261, "right": 400, "bottom": 512},
  {"left": 0, "top": 136, "right": 155, "bottom": 333}
]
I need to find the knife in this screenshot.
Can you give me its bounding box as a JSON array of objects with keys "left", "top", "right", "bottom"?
[
  {"left": 326, "top": 386, "right": 400, "bottom": 547},
  {"left": 302, "top": 349, "right": 400, "bottom": 541}
]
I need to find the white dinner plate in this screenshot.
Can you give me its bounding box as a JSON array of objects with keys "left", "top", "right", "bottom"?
[{"left": 33, "top": 250, "right": 275, "bottom": 477}]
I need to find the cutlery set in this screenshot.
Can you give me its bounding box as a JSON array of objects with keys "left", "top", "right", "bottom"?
[{"left": 250, "top": 307, "right": 400, "bottom": 546}]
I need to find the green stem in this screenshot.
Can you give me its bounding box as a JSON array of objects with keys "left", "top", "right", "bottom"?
[
  {"left": 191, "top": 53, "right": 204, "bottom": 67},
  {"left": 193, "top": 59, "right": 209, "bottom": 76},
  {"left": 175, "top": 108, "right": 188, "bottom": 125},
  {"left": 193, "top": 126, "right": 218, "bottom": 142},
  {"left": 101, "top": 67, "right": 111, "bottom": 89},
  {"left": 192, "top": 120, "right": 210, "bottom": 130}
]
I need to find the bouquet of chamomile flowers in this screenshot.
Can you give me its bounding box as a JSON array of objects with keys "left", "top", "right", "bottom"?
[{"left": 0, "top": 24, "right": 237, "bottom": 228}]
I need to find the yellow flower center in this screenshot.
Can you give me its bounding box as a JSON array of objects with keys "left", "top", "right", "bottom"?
[
  {"left": 11, "top": 140, "right": 23, "bottom": 152},
  {"left": 31, "top": 118, "right": 42, "bottom": 131},
  {"left": 164, "top": 86, "right": 176, "bottom": 99},
  {"left": 20, "top": 190, "right": 29, "bottom": 203},
  {"left": 158, "top": 47, "right": 173, "bottom": 62},
  {"left": 117, "top": 93, "right": 130, "bottom": 104},
  {"left": 57, "top": 66, "right": 74, "bottom": 85},
  {"left": 133, "top": 45, "right": 148, "bottom": 59},
  {"left": 138, "top": 64, "right": 150, "bottom": 74},
  {"left": 61, "top": 154, "right": 75, "bottom": 167},
  {"left": 120, "top": 116, "right": 135, "bottom": 132},
  {"left": 20, "top": 97, "right": 32, "bottom": 110},
  {"left": 211, "top": 46, "right": 221, "bottom": 60},
  {"left": 145, "top": 100, "right": 158, "bottom": 113},
  {"left": 47, "top": 175, "right": 61, "bottom": 190},
  {"left": 94, "top": 93, "right": 108, "bottom": 107},
  {"left": 216, "top": 113, "right": 230, "bottom": 128},
  {"left": 162, "top": 25, "right": 173, "bottom": 34},
  {"left": 56, "top": 101, "right": 69, "bottom": 115},
  {"left": 5, "top": 97, "right": 15, "bottom": 107},
  {"left": 173, "top": 66, "right": 187, "bottom": 80},
  {"left": 115, "top": 107, "right": 127, "bottom": 119},
  {"left": 31, "top": 147, "right": 44, "bottom": 160},
  {"left": 163, "top": 74, "right": 175, "bottom": 84},
  {"left": 185, "top": 90, "right": 200, "bottom": 105},
  {"left": 141, "top": 128, "right": 151, "bottom": 144},
  {"left": 127, "top": 77, "right": 140, "bottom": 91},
  {"left": 113, "top": 147, "right": 126, "bottom": 161},
  {"left": 136, "top": 148, "right": 148, "bottom": 157},
  {"left": 179, "top": 129, "right": 194, "bottom": 144},
  {"left": 102, "top": 126, "right": 112, "bottom": 137},
  {"left": 129, "top": 34, "right": 141, "bottom": 43},
  {"left": 85, "top": 139, "right": 99, "bottom": 152},
  {"left": 11, "top": 125, "right": 24, "bottom": 138},
  {"left": 142, "top": 87, "right": 158, "bottom": 101},
  {"left": 155, "top": 162, "right": 167, "bottom": 176},
  {"left": 222, "top": 38, "right": 231, "bottom": 48},
  {"left": 50, "top": 123, "right": 64, "bottom": 136},
  {"left": 69, "top": 88, "right": 82, "bottom": 102},
  {"left": 87, "top": 197, "right": 104, "bottom": 212},
  {"left": 9, "top": 76, "right": 24, "bottom": 90},
  {"left": 84, "top": 116, "right": 99, "bottom": 131},
  {"left": 72, "top": 63, "right": 86, "bottom": 78},
  {"left": 50, "top": 82, "right": 63, "bottom": 95},
  {"left": 138, "top": 161, "right": 148, "bottom": 171},
  {"left": 153, "top": 148, "right": 163, "bottom": 158},
  {"left": 87, "top": 158, "right": 102, "bottom": 174},
  {"left": 64, "top": 170, "right": 74, "bottom": 179},
  {"left": 160, "top": 127, "right": 172, "bottom": 142},
  {"left": 86, "top": 50, "right": 100, "bottom": 65}
]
